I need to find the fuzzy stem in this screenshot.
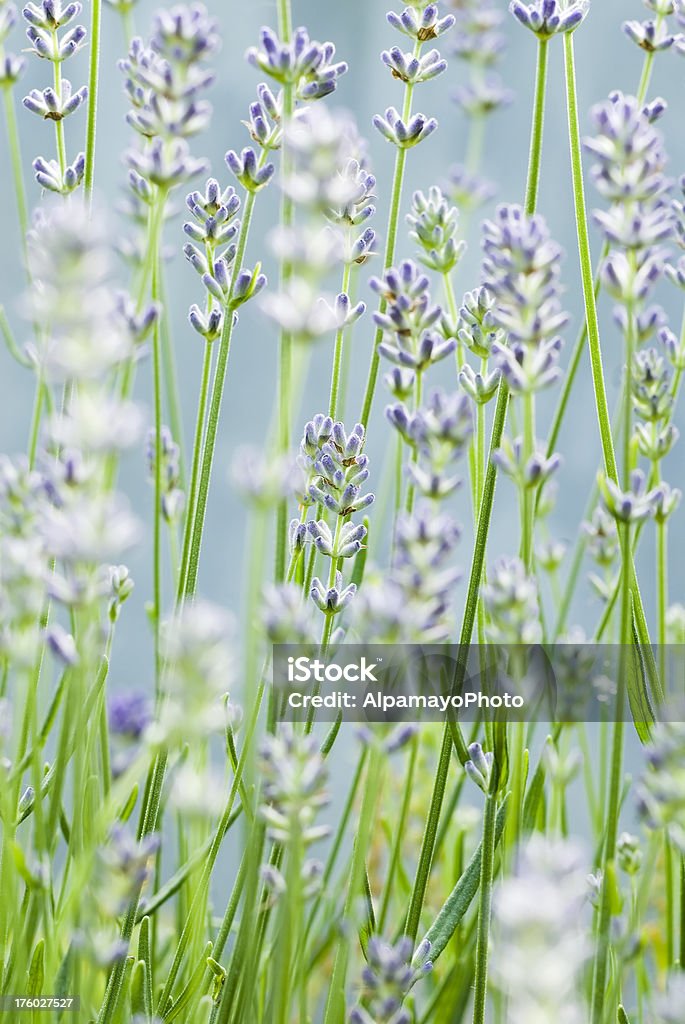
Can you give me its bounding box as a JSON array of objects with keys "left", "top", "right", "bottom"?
[
  {"left": 324, "top": 744, "right": 384, "bottom": 1024},
  {"left": 1, "top": 86, "right": 29, "bottom": 255},
  {"left": 563, "top": 33, "right": 658, "bottom": 696},
  {"left": 472, "top": 793, "right": 497, "bottom": 1024},
  {"left": 176, "top": 339, "right": 213, "bottom": 601},
  {"left": 84, "top": 0, "right": 102, "bottom": 204},
  {"left": 524, "top": 38, "right": 548, "bottom": 216},
  {"left": 521, "top": 391, "right": 536, "bottom": 571},
  {"left": 150, "top": 190, "right": 168, "bottom": 695},
  {"left": 274, "top": 0, "right": 295, "bottom": 584},
  {"left": 590, "top": 522, "right": 630, "bottom": 1024},
  {"left": 328, "top": 261, "right": 353, "bottom": 420},
  {"left": 403, "top": 33, "right": 550, "bottom": 947},
  {"left": 563, "top": 35, "right": 618, "bottom": 485}
]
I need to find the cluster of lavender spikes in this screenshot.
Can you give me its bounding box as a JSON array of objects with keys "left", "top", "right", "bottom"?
[
  {"left": 291, "top": 415, "right": 374, "bottom": 620},
  {"left": 119, "top": 3, "right": 218, "bottom": 211},
  {"left": 262, "top": 106, "right": 369, "bottom": 341},
  {"left": 22, "top": 0, "right": 87, "bottom": 192},
  {"left": 373, "top": 3, "right": 454, "bottom": 151},
  {"left": 450, "top": 0, "right": 512, "bottom": 126}
]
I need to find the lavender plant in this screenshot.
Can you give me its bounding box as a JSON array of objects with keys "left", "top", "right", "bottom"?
[{"left": 1, "top": 0, "right": 685, "bottom": 1022}]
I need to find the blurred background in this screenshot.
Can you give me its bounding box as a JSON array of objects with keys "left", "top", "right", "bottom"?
[{"left": 0, "top": 0, "right": 683, "bottom": 731}]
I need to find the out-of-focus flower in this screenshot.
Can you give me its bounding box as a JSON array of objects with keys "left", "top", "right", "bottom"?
[{"left": 491, "top": 836, "right": 589, "bottom": 1024}]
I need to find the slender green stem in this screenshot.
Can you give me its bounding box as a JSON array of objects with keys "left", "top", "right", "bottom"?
[
  {"left": 590, "top": 522, "right": 630, "bottom": 1024},
  {"left": 274, "top": 0, "right": 295, "bottom": 584},
  {"left": 1, "top": 87, "right": 29, "bottom": 254},
  {"left": 404, "top": 370, "right": 422, "bottom": 514},
  {"left": 328, "top": 261, "right": 352, "bottom": 420},
  {"left": 154, "top": 679, "right": 266, "bottom": 1016},
  {"left": 84, "top": 0, "right": 102, "bottom": 204},
  {"left": 324, "top": 745, "right": 384, "bottom": 1024},
  {"left": 472, "top": 794, "right": 497, "bottom": 1024},
  {"left": 159, "top": 274, "right": 186, "bottom": 486},
  {"left": 176, "top": 339, "right": 213, "bottom": 602},
  {"left": 563, "top": 35, "right": 618, "bottom": 486},
  {"left": 403, "top": 33, "right": 550, "bottom": 947},
  {"left": 657, "top": 507, "right": 667, "bottom": 689},
  {"left": 51, "top": 53, "right": 67, "bottom": 177},
  {"left": 150, "top": 190, "right": 168, "bottom": 694},
  {"left": 564, "top": 33, "right": 657, "bottom": 704},
  {"left": 378, "top": 734, "right": 418, "bottom": 934},
  {"left": 521, "top": 391, "right": 535, "bottom": 570},
  {"left": 524, "top": 38, "right": 549, "bottom": 215}
]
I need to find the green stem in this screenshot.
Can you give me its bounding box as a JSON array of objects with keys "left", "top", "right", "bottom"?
[
  {"left": 471, "top": 794, "right": 497, "bottom": 1024},
  {"left": 51, "top": 54, "right": 67, "bottom": 177},
  {"left": 524, "top": 38, "right": 549, "bottom": 216},
  {"left": 154, "top": 679, "right": 266, "bottom": 1016},
  {"left": 378, "top": 734, "right": 418, "bottom": 934},
  {"left": 563, "top": 34, "right": 618, "bottom": 485},
  {"left": 404, "top": 370, "right": 422, "bottom": 514},
  {"left": 404, "top": 32, "right": 549, "bottom": 946},
  {"left": 564, "top": 33, "right": 658, "bottom": 704},
  {"left": 150, "top": 191, "right": 168, "bottom": 695},
  {"left": 1, "top": 86, "right": 29, "bottom": 254},
  {"left": 590, "top": 522, "right": 629, "bottom": 1024},
  {"left": 328, "top": 261, "right": 352, "bottom": 420},
  {"left": 323, "top": 745, "right": 384, "bottom": 1024},
  {"left": 159, "top": 274, "right": 186, "bottom": 486},
  {"left": 177, "top": 339, "right": 213, "bottom": 601},
  {"left": 274, "top": 1, "right": 294, "bottom": 584},
  {"left": 539, "top": 29, "right": 666, "bottom": 513},
  {"left": 521, "top": 391, "right": 535, "bottom": 571},
  {"left": 84, "top": 0, "right": 102, "bottom": 203}
]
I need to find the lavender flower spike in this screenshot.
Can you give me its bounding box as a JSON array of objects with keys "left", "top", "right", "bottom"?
[
  {"left": 623, "top": 18, "right": 676, "bottom": 53},
  {"left": 373, "top": 107, "right": 438, "bottom": 149},
  {"left": 0, "top": 53, "right": 26, "bottom": 87},
  {"left": 246, "top": 26, "right": 347, "bottom": 101},
  {"left": 225, "top": 147, "right": 275, "bottom": 193},
  {"left": 310, "top": 571, "right": 357, "bottom": 614},
  {"left": 387, "top": 4, "right": 455, "bottom": 42},
  {"left": 509, "top": 0, "right": 590, "bottom": 38},
  {"left": 23, "top": 79, "right": 87, "bottom": 120},
  {"left": 381, "top": 46, "right": 447, "bottom": 85},
  {"left": 33, "top": 151, "right": 85, "bottom": 194}
]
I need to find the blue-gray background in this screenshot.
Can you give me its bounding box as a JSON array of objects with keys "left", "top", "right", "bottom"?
[{"left": 1, "top": 0, "right": 683, "bottom": 702}]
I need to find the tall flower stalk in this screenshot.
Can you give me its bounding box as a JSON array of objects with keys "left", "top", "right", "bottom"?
[
  {"left": 359, "top": 1, "right": 454, "bottom": 428},
  {"left": 403, "top": 13, "right": 553, "bottom": 953}
]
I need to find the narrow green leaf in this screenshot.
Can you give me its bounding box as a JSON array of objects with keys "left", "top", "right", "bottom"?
[
  {"left": 162, "top": 941, "right": 212, "bottom": 1022},
  {"left": 138, "top": 916, "right": 153, "bottom": 1017},
  {"left": 0, "top": 305, "right": 31, "bottom": 367},
  {"left": 415, "top": 796, "right": 508, "bottom": 967},
  {"left": 27, "top": 938, "right": 45, "bottom": 997},
  {"left": 118, "top": 783, "right": 139, "bottom": 824},
  {"left": 618, "top": 1006, "right": 631, "bottom": 1024},
  {"left": 130, "top": 960, "right": 148, "bottom": 1018}
]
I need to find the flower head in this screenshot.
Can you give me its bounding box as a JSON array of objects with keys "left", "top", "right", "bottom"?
[
  {"left": 246, "top": 25, "right": 347, "bottom": 100},
  {"left": 509, "top": 0, "right": 590, "bottom": 38}
]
